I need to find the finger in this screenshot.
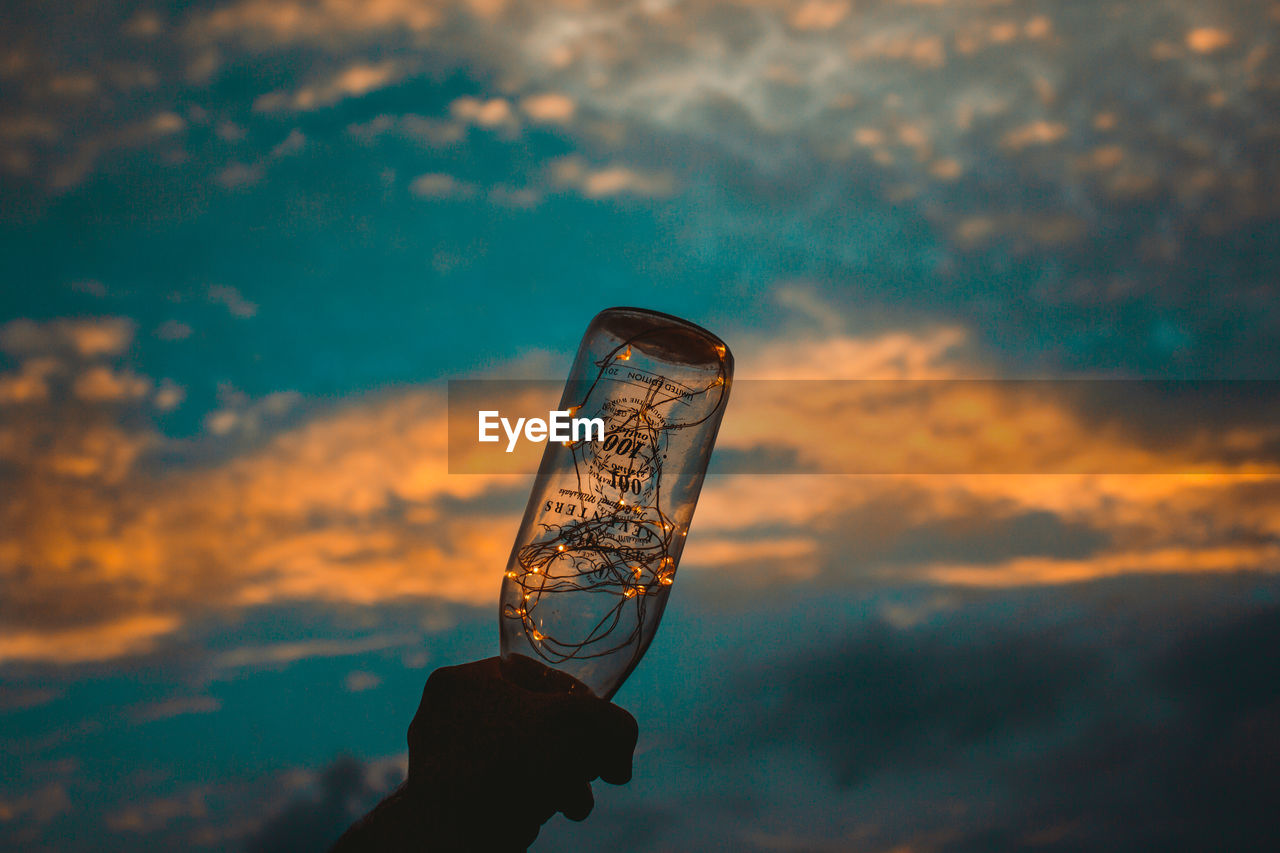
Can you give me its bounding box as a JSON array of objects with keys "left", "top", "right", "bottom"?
[
  {"left": 568, "top": 699, "right": 636, "bottom": 785},
  {"left": 541, "top": 695, "right": 638, "bottom": 785},
  {"left": 596, "top": 703, "right": 637, "bottom": 785},
  {"left": 557, "top": 781, "right": 595, "bottom": 822}
]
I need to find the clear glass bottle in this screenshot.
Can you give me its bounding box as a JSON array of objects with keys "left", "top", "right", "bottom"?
[{"left": 499, "top": 307, "right": 733, "bottom": 698}]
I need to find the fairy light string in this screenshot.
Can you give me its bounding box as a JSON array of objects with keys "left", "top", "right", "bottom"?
[{"left": 502, "top": 328, "right": 729, "bottom": 666}]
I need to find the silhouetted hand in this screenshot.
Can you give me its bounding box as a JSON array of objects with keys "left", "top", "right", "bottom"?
[{"left": 331, "top": 656, "right": 638, "bottom": 852}]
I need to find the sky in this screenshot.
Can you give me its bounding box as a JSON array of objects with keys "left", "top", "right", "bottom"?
[{"left": 2, "top": 0, "right": 1280, "bottom": 850}]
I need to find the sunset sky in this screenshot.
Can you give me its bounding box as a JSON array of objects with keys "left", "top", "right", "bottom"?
[{"left": 3, "top": 1, "right": 1279, "bottom": 850}]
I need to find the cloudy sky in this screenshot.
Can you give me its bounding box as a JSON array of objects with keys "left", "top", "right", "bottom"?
[{"left": 2, "top": 0, "right": 1279, "bottom": 850}]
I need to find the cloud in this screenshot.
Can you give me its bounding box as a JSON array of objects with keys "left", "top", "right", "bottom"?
[
  {"left": 738, "top": 323, "right": 969, "bottom": 379},
  {"left": 787, "top": 0, "right": 849, "bottom": 32},
  {"left": 8, "top": 0, "right": 1279, "bottom": 276},
  {"left": 130, "top": 695, "right": 224, "bottom": 723},
  {"left": 448, "top": 0, "right": 1278, "bottom": 257},
  {"left": 409, "top": 172, "right": 475, "bottom": 199},
  {"left": 0, "top": 614, "right": 182, "bottom": 665},
  {"left": 0, "top": 687, "right": 61, "bottom": 712},
  {"left": 343, "top": 670, "right": 382, "bottom": 692},
  {"left": 1186, "top": 27, "right": 1233, "bottom": 54},
  {"left": 204, "top": 390, "right": 300, "bottom": 437},
  {"left": 214, "top": 635, "right": 415, "bottom": 671},
  {"left": 737, "top": 621, "right": 1100, "bottom": 786},
  {"left": 5, "top": 0, "right": 1274, "bottom": 321},
  {"left": 123, "top": 10, "right": 164, "bottom": 38},
  {"left": 241, "top": 756, "right": 399, "bottom": 853},
  {"left": 71, "top": 365, "right": 151, "bottom": 402},
  {"left": 0, "top": 783, "right": 71, "bottom": 826},
  {"left": 217, "top": 162, "right": 263, "bottom": 188},
  {"left": 5, "top": 315, "right": 1280, "bottom": 666},
  {"left": 207, "top": 284, "right": 258, "bottom": 318},
  {"left": 0, "top": 116, "right": 57, "bottom": 150},
  {"left": 149, "top": 112, "right": 186, "bottom": 135},
  {"left": 47, "top": 73, "right": 99, "bottom": 97},
  {"left": 345, "top": 113, "right": 465, "bottom": 146},
  {"left": 270, "top": 128, "right": 306, "bottom": 157},
  {"left": 449, "top": 95, "right": 518, "bottom": 130},
  {"left": 550, "top": 156, "right": 675, "bottom": 199},
  {"left": 154, "top": 379, "right": 186, "bottom": 411},
  {"left": 0, "top": 316, "right": 135, "bottom": 358},
  {"left": 189, "top": 0, "right": 439, "bottom": 47},
  {"left": 519, "top": 92, "right": 576, "bottom": 124},
  {"left": 255, "top": 61, "right": 400, "bottom": 112},
  {"left": 1000, "top": 120, "right": 1068, "bottom": 151},
  {"left": 106, "top": 790, "right": 208, "bottom": 834},
  {"left": 155, "top": 320, "right": 193, "bottom": 341},
  {"left": 0, "top": 357, "right": 57, "bottom": 403},
  {"left": 681, "top": 319, "right": 1280, "bottom": 590},
  {"left": 0, "top": 351, "right": 510, "bottom": 663},
  {"left": 657, "top": 581, "right": 1280, "bottom": 853}
]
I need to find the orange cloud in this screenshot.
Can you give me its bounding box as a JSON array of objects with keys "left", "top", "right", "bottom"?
[
  {"left": 410, "top": 172, "right": 476, "bottom": 199},
  {"left": 255, "top": 61, "right": 399, "bottom": 111},
  {"left": 1, "top": 372, "right": 512, "bottom": 663},
  {"left": 1, "top": 316, "right": 135, "bottom": 358},
  {"left": 190, "top": 0, "right": 439, "bottom": 46},
  {"left": 519, "top": 92, "right": 576, "bottom": 124},
  {"left": 1001, "top": 120, "right": 1068, "bottom": 151},
  {"left": 925, "top": 542, "right": 1280, "bottom": 587},
  {"left": 550, "top": 156, "right": 675, "bottom": 199},
  {"left": 5, "top": 317, "right": 1279, "bottom": 665},
  {"left": 450, "top": 96, "right": 516, "bottom": 128},
  {"left": 0, "top": 614, "right": 181, "bottom": 664},
  {"left": 788, "top": 0, "right": 849, "bottom": 32},
  {"left": 72, "top": 365, "right": 152, "bottom": 402},
  {"left": 1186, "top": 27, "right": 1232, "bottom": 54}
]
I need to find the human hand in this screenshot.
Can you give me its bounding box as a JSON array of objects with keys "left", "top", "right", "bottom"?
[{"left": 332, "top": 656, "right": 638, "bottom": 851}]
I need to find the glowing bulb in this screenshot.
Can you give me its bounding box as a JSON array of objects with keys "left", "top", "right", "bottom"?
[{"left": 530, "top": 630, "right": 544, "bottom": 642}]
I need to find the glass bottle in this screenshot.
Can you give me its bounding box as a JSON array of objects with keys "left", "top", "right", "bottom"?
[{"left": 499, "top": 307, "right": 733, "bottom": 698}]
